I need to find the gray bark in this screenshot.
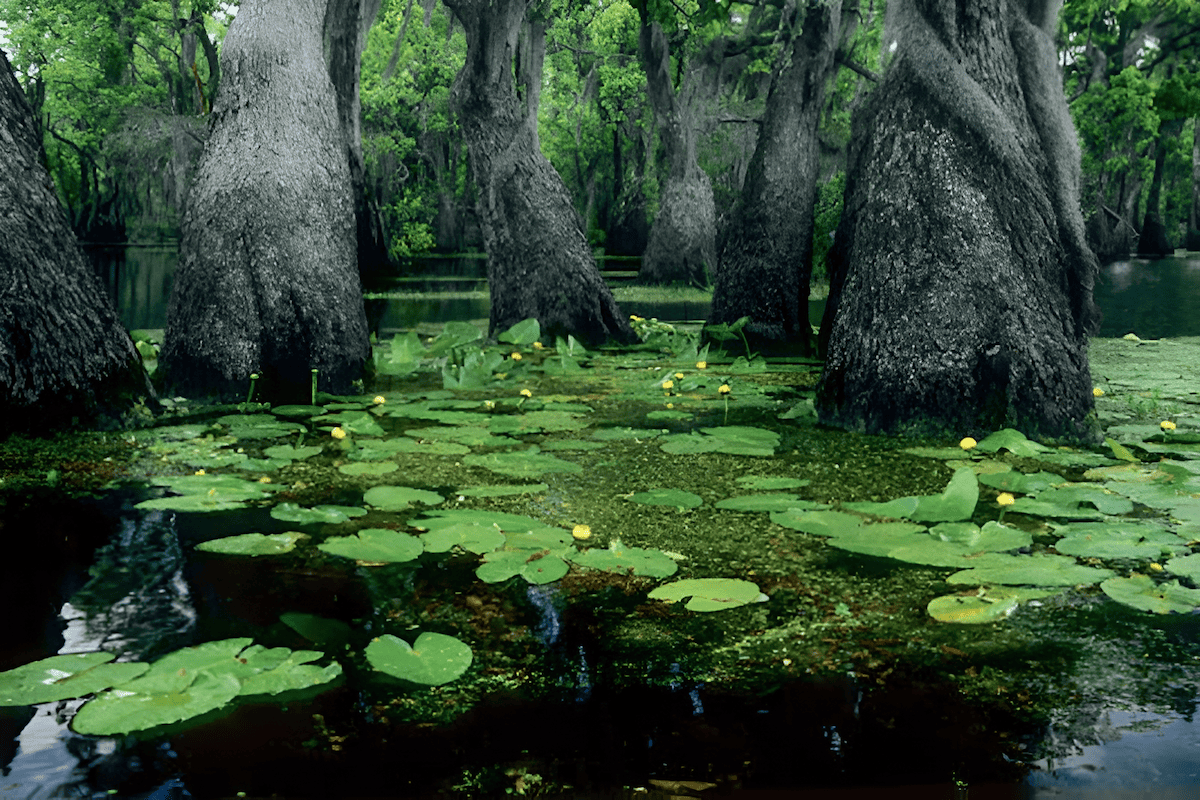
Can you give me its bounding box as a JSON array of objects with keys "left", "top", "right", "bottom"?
[
  {"left": 0, "top": 48, "right": 152, "bottom": 431},
  {"left": 708, "top": 0, "right": 844, "bottom": 355},
  {"left": 444, "top": 0, "right": 636, "bottom": 346},
  {"left": 817, "top": 0, "right": 1101, "bottom": 441},
  {"left": 161, "top": 0, "right": 369, "bottom": 401}
]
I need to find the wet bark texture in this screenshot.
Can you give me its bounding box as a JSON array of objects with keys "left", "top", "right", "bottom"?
[
  {"left": 161, "top": 0, "right": 370, "bottom": 401},
  {"left": 708, "top": 0, "right": 843, "bottom": 355},
  {"left": 637, "top": 21, "right": 717, "bottom": 286},
  {"left": 1137, "top": 116, "right": 1182, "bottom": 257},
  {"left": 817, "top": 0, "right": 1101, "bottom": 441},
  {"left": 444, "top": 0, "right": 636, "bottom": 346},
  {"left": 0, "top": 48, "right": 152, "bottom": 432}
]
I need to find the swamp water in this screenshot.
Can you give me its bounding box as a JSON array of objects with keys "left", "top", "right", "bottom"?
[{"left": 3, "top": 324, "right": 1200, "bottom": 798}]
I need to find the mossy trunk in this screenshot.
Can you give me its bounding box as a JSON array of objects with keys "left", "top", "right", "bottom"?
[
  {"left": 161, "top": 0, "right": 370, "bottom": 402},
  {"left": 708, "top": 0, "right": 842, "bottom": 355},
  {"left": 0, "top": 48, "right": 152, "bottom": 433},
  {"left": 444, "top": 0, "right": 635, "bottom": 346},
  {"left": 816, "top": 0, "right": 1101, "bottom": 441}
]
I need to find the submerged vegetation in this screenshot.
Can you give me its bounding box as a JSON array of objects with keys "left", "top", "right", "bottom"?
[{"left": 3, "top": 326, "right": 1200, "bottom": 793}]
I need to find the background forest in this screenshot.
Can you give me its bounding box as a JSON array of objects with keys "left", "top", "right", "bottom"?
[{"left": 1, "top": 0, "right": 1199, "bottom": 277}]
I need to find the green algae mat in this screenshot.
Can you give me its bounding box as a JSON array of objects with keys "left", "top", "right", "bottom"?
[{"left": 4, "top": 325, "right": 1200, "bottom": 783}]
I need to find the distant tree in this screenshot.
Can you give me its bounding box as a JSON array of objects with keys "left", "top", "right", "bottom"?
[
  {"left": 442, "top": 0, "right": 636, "bottom": 346},
  {"left": 160, "top": 0, "right": 372, "bottom": 400},
  {"left": 817, "top": 0, "right": 1101, "bottom": 440},
  {"left": 0, "top": 48, "right": 151, "bottom": 431}
]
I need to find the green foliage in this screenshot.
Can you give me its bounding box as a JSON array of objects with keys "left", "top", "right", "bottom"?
[
  {"left": 647, "top": 577, "right": 765, "bottom": 612},
  {"left": 317, "top": 528, "right": 424, "bottom": 563},
  {"left": 196, "top": 531, "right": 308, "bottom": 556},
  {"left": 0, "top": 653, "right": 149, "bottom": 706},
  {"left": 365, "top": 632, "right": 472, "bottom": 686}
]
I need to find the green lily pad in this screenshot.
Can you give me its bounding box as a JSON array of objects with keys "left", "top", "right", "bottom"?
[
  {"left": 462, "top": 447, "right": 583, "bottom": 478},
  {"left": 570, "top": 543, "right": 678, "bottom": 578},
  {"left": 769, "top": 509, "right": 866, "bottom": 537},
  {"left": 72, "top": 669, "right": 241, "bottom": 735},
  {"left": 424, "top": 321, "right": 484, "bottom": 357},
  {"left": 978, "top": 470, "right": 1067, "bottom": 494},
  {"left": 137, "top": 474, "right": 275, "bottom": 512},
  {"left": 504, "top": 528, "right": 575, "bottom": 550},
  {"left": 476, "top": 549, "right": 571, "bottom": 584},
  {"left": 976, "top": 428, "right": 1050, "bottom": 456},
  {"left": 279, "top": 612, "right": 353, "bottom": 650},
  {"left": 541, "top": 439, "right": 606, "bottom": 451},
  {"left": 715, "top": 494, "right": 823, "bottom": 512},
  {"left": 1011, "top": 485, "right": 1133, "bottom": 519},
  {"left": 271, "top": 405, "right": 326, "bottom": 419},
  {"left": 195, "top": 531, "right": 308, "bottom": 556},
  {"left": 1052, "top": 521, "right": 1188, "bottom": 559},
  {"left": 0, "top": 653, "right": 150, "bottom": 706},
  {"left": 736, "top": 476, "right": 810, "bottom": 490},
  {"left": 317, "top": 411, "right": 385, "bottom": 437},
  {"left": 648, "top": 578, "right": 765, "bottom": 612},
  {"left": 236, "top": 650, "right": 342, "bottom": 697},
  {"left": 365, "top": 632, "right": 472, "bottom": 686},
  {"left": 1165, "top": 553, "right": 1200, "bottom": 582},
  {"left": 592, "top": 426, "right": 666, "bottom": 441},
  {"left": 628, "top": 488, "right": 704, "bottom": 509},
  {"left": 362, "top": 485, "right": 444, "bottom": 511},
  {"left": 486, "top": 411, "right": 590, "bottom": 435},
  {"left": 270, "top": 503, "right": 368, "bottom": 525},
  {"left": 927, "top": 587, "right": 1056, "bottom": 624},
  {"left": 317, "top": 528, "right": 423, "bottom": 563},
  {"left": 661, "top": 426, "right": 779, "bottom": 457},
  {"left": 947, "top": 554, "right": 1115, "bottom": 586},
  {"left": 841, "top": 468, "right": 978, "bottom": 523},
  {"left": 496, "top": 318, "right": 541, "bottom": 345},
  {"left": 420, "top": 523, "right": 507, "bottom": 554},
  {"left": 418, "top": 509, "right": 550, "bottom": 532},
  {"left": 1101, "top": 574, "right": 1200, "bottom": 614},
  {"left": 338, "top": 461, "right": 400, "bottom": 477},
  {"left": 261, "top": 444, "right": 324, "bottom": 461},
  {"left": 456, "top": 483, "right": 549, "bottom": 497},
  {"left": 827, "top": 521, "right": 1027, "bottom": 568},
  {"left": 404, "top": 426, "right": 513, "bottom": 447},
  {"left": 647, "top": 409, "right": 694, "bottom": 421}
]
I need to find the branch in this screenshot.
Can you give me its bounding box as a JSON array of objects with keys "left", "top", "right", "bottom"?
[{"left": 835, "top": 50, "right": 879, "bottom": 83}]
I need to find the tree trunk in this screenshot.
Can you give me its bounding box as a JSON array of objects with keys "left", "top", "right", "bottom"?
[
  {"left": 1188, "top": 117, "right": 1200, "bottom": 250},
  {"left": 1138, "top": 116, "right": 1183, "bottom": 257},
  {"left": 816, "top": 0, "right": 1101, "bottom": 441},
  {"left": 0, "top": 48, "right": 151, "bottom": 432},
  {"left": 637, "top": 21, "right": 717, "bottom": 286},
  {"left": 708, "top": 0, "right": 843, "bottom": 355},
  {"left": 161, "top": 0, "right": 370, "bottom": 401},
  {"left": 443, "top": 0, "right": 636, "bottom": 346}
]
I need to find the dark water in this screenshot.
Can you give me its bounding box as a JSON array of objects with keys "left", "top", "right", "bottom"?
[{"left": 1094, "top": 256, "right": 1200, "bottom": 338}]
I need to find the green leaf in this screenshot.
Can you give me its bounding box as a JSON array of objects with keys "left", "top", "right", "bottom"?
[
  {"left": 1165, "top": 553, "right": 1200, "bottom": 582},
  {"left": 1101, "top": 574, "right": 1200, "bottom": 614},
  {"left": 419, "top": 509, "right": 550, "bottom": 532},
  {"left": 769, "top": 509, "right": 866, "bottom": 537},
  {"left": 628, "top": 488, "right": 704, "bottom": 509},
  {"left": 648, "top": 578, "right": 765, "bottom": 612},
  {"left": 570, "top": 544, "right": 678, "bottom": 578},
  {"left": 338, "top": 461, "right": 400, "bottom": 477},
  {"left": 362, "top": 485, "right": 444, "bottom": 511},
  {"left": 424, "top": 321, "right": 483, "bottom": 357},
  {"left": 927, "top": 587, "right": 1056, "bottom": 624},
  {"left": 270, "top": 503, "right": 368, "bottom": 525},
  {"left": 0, "top": 653, "right": 149, "bottom": 706},
  {"left": 270, "top": 405, "right": 326, "bottom": 419},
  {"left": 1052, "top": 522, "right": 1188, "bottom": 559},
  {"left": 280, "top": 613, "right": 353, "bottom": 649},
  {"left": 420, "top": 523, "right": 506, "bottom": 554},
  {"left": 72, "top": 669, "right": 241, "bottom": 735},
  {"left": 317, "top": 411, "right": 385, "bottom": 437},
  {"left": 715, "top": 494, "right": 822, "bottom": 512},
  {"left": 909, "top": 468, "right": 979, "bottom": 522},
  {"left": 976, "top": 429, "right": 1050, "bottom": 456},
  {"left": 735, "top": 476, "right": 810, "bottom": 490},
  {"left": 947, "top": 554, "right": 1115, "bottom": 586},
  {"left": 263, "top": 444, "right": 324, "bottom": 461},
  {"left": 462, "top": 447, "right": 583, "bottom": 478},
  {"left": 195, "top": 531, "right": 308, "bottom": 556},
  {"left": 497, "top": 318, "right": 541, "bottom": 345},
  {"left": 317, "top": 528, "right": 424, "bottom": 563},
  {"left": 456, "top": 483, "right": 549, "bottom": 497},
  {"left": 978, "top": 470, "right": 1067, "bottom": 494},
  {"left": 365, "top": 632, "right": 472, "bottom": 686}
]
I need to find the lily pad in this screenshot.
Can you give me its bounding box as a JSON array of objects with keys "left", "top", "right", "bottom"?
[
  {"left": 365, "top": 632, "right": 472, "bottom": 686},
  {"left": 978, "top": 470, "right": 1067, "bottom": 494},
  {"left": 1101, "top": 574, "right": 1200, "bottom": 614},
  {"left": 735, "top": 476, "right": 810, "bottom": 490},
  {"left": 1011, "top": 486, "right": 1133, "bottom": 519},
  {"left": 404, "top": 426, "right": 512, "bottom": 447},
  {"left": 541, "top": 439, "right": 606, "bottom": 451},
  {"left": 317, "top": 528, "right": 424, "bottom": 563},
  {"left": 420, "top": 523, "right": 507, "bottom": 555},
  {"left": 362, "top": 485, "right": 444, "bottom": 511},
  {"left": 660, "top": 426, "right": 779, "bottom": 457},
  {"left": 570, "top": 543, "right": 678, "bottom": 578},
  {"left": 496, "top": 318, "right": 541, "bottom": 345},
  {"left": 316, "top": 411, "right": 385, "bottom": 437},
  {"left": 279, "top": 612, "right": 353, "bottom": 650},
  {"left": 418, "top": 509, "right": 550, "bottom": 532},
  {"left": 715, "top": 494, "right": 823, "bottom": 512},
  {"left": 828, "top": 521, "right": 1027, "bottom": 568},
  {"left": 195, "top": 531, "right": 308, "bottom": 556},
  {"left": 72, "top": 669, "right": 241, "bottom": 735},
  {"left": 770, "top": 509, "right": 866, "bottom": 537},
  {"left": 1052, "top": 521, "right": 1188, "bottom": 559},
  {"left": 270, "top": 503, "right": 368, "bottom": 525},
  {"left": 338, "top": 461, "right": 400, "bottom": 477},
  {"left": 1165, "top": 553, "right": 1200, "bottom": 582},
  {"left": 271, "top": 405, "right": 326, "bottom": 419},
  {"left": 476, "top": 548, "right": 571, "bottom": 584},
  {"left": 947, "top": 554, "right": 1115, "bottom": 586},
  {"left": 976, "top": 428, "right": 1050, "bottom": 456},
  {"left": 841, "top": 468, "right": 978, "bottom": 523},
  {"left": 628, "top": 488, "right": 704, "bottom": 509},
  {"left": 486, "top": 411, "right": 590, "bottom": 435},
  {"left": 0, "top": 653, "right": 150, "bottom": 706},
  {"left": 927, "top": 587, "right": 1056, "bottom": 624},
  {"left": 648, "top": 578, "right": 765, "bottom": 612},
  {"left": 456, "top": 483, "right": 549, "bottom": 497},
  {"left": 462, "top": 447, "right": 583, "bottom": 478},
  {"left": 592, "top": 426, "right": 666, "bottom": 441}
]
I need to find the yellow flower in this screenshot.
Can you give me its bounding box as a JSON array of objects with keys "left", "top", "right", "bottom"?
[
  {"left": 511, "top": 352, "right": 522, "bottom": 361},
  {"left": 661, "top": 380, "right": 674, "bottom": 390},
  {"left": 194, "top": 469, "right": 206, "bottom": 476},
  {"left": 520, "top": 389, "right": 533, "bottom": 398},
  {"left": 718, "top": 384, "right": 731, "bottom": 394},
  {"left": 630, "top": 314, "right": 642, "bottom": 321},
  {"left": 572, "top": 524, "right": 592, "bottom": 540},
  {"left": 959, "top": 437, "right": 977, "bottom": 450},
  {"left": 1161, "top": 420, "right": 1177, "bottom": 431},
  {"left": 666, "top": 403, "right": 675, "bottom": 409},
  {"left": 997, "top": 492, "right": 1015, "bottom": 507},
  {"left": 1093, "top": 387, "right": 1105, "bottom": 397},
  {"left": 674, "top": 372, "right": 684, "bottom": 380},
  {"left": 1150, "top": 562, "right": 1164, "bottom": 572},
  {"left": 696, "top": 361, "right": 707, "bottom": 370},
  {"left": 258, "top": 476, "right": 272, "bottom": 484},
  {"left": 484, "top": 400, "right": 496, "bottom": 410},
  {"left": 533, "top": 341, "right": 544, "bottom": 350},
  {"left": 372, "top": 395, "right": 386, "bottom": 405},
  {"left": 331, "top": 427, "right": 347, "bottom": 439}
]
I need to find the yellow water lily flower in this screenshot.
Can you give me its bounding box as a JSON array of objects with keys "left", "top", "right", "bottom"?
[
  {"left": 1093, "top": 387, "right": 1105, "bottom": 397},
  {"left": 520, "top": 389, "right": 533, "bottom": 398},
  {"left": 533, "top": 341, "right": 544, "bottom": 350},
  {"left": 258, "top": 476, "right": 272, "bottom": 484},
  {"left": 572, "top": 524, "right": 592, "bottom": 540},
  {"left": 666, "top": 403, "right": 675, "bottom": 409},
  {"left": 674, "top": 372, "right": 684, "bottom": 380},
  {"left": 959, "top": 437, "right": 977, "bottom": 450},
  {"left": 511, "top": 352, "right": 523, "bottom": 361},
  {"left": 718, "top": 384, "right": 731, "bottom": 394},
  {"left": 996, "top": 493, "right": 1015, "bottom": 507},
  {"left": 696, "top": 361, "right": 707, "bottom": 370},
  {"left": 331, "top": 427, "right": 347, "bottom": 439},
  {"left": 194, "top": 469, "right": 206, "bottom": 476},
  {"left": 1161, "top": 420, "right": 1177, "bottom": 431},
  {"left": 661, "top": 380, "right": 674, "bottom": 390},
  {"left": 372, "top": 395, "right": 386, "bottom": 405},
  {"left": 1150, "top": 562, "right": 1164, "bottom": 572}
]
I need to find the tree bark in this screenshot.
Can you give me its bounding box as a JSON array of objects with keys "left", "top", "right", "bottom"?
[
  {"left": 0, "top": 48, "right": 151, "bottom": 432},
  {"left": 444, "top": 0, "right": 636, "bottom": 346},
  {"left": 1138, "top": 116, "right": 1183, "bottom": 257},
  {"left": 161, "top": 0, "right": 370, "bottom": 401},
  {"left": 816, "top": 0, "right": 1101, "bottom": 441},
  {"left": 1188, "top": 117, "right": 1200, "bottom": 250},
  {"left": 637, "top": 20, "right": 718, "bottom": 286},
  {"left": 708, "top": 0, "right": 844, "bottom": 355}
]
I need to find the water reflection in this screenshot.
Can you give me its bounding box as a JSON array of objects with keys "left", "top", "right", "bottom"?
[{"left": 1095, "top": 255, "right": 1200, "bottom": 338}]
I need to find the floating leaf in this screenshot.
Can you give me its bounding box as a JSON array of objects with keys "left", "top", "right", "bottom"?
[
  {"left": 338, "top": 461, "right": 400, "bottom": 477},
  {"left": 628, "top": 488, "right": 704, "bottom": 509},
  {"left": 270, "top": 503, "right": 367, "bottom": 525},
  {"left": 280, "top": 613, "right": 353, "bottom": 650},
  {"left": 476, "top": 549, "right": 571, "bottom": 584},
  {"left": 975, "top": 429, "right": 1050, "bottom": 456},
  {"left": 72, "top": 669, "right": 241, "bottom": 735},
  {"left": 366, "top": 632, "right": 472, "bottom": 686},
  {"left": 420, "top": 523, "right": 506, "bottom": 555},
  {"left": 462, "top": 447, "right": 583, "bottom": 478},
  {"left": 927, "top": 587, "right": 1056, "bottom": 624},
  {"left": 541, "top": 439, "right": 606, "bottom": 451},
  {"left": 648, "top": 578, "right": 765, "bottom": 612},
  {"left": 570, "top": 544, "right": 678, "bottom": 578},
  {"left": 978, "top": 470, "right": 1067, "bottom": 494},
  {"left": 271, "top": 405, "right": 326, "bottom": 419},
  {"left": 0, "top": 653, "right": 149, "bottom": 706},
  {"left": 486, "top": 411, "right": 590, "bottom": 435},
  {"left": 424, "top": 321, "right": 484, "bottom": 357},
  {"left": 316, "top": 411, "right": 385, "bottom": 437},
  {"left": 195, "top": 531, "right": 307, "bottom": 556},
  {"left": 456, "top": 483, "right": 549, "bottom": 497},
  {"left": 404, "top": 426, "right": 512, "bottom": 447},
  {"left": 497, "top": 318, "right": 541, "bottom": 345},
  {"left": 716, "top": 494, "right": 822, "bottom": 512},
  {"left": 1101, "top": 574, "right": 1200, "bottom": 614},
  {"left": 1052, "top": 522, "right": 1188, "bottom": 559},
  {"left": 646, "top": 409, "right": 694, "bottom": 421},
  {"left": 237, "top": 652, "right": 342, "bottom": 697},
  {"left": 735, "top": 476, "right": 810, "bottom": 490},
  {"left": 908, "top": 468, "right": 979, "bottom": 522},
  {"left": 828, "top": 521, "right": 1027, "bottom": 568},
  {"left": 419, "top": 509, "right": 549, "bottom": 532},
  {"left": 1165, "top": 553, "right": 1200, "bottom": 582},
  {"left": 947, "top": 554, "right": 1114, "bottom": 586},
  {"left": 1011, "top": 485, "right": 1133, "bottom": 519},
  {"left": 318, "top": 528, "right": 424, "bottom": 563},
  {"left": 362, "top": 485, "right": 444, "bottom": 511},
  {"left": 591, "top": 426, "right": 666, "bottom": 441},
  {"left": 770, "top": 509, "right": 866, "bottom": 537}
]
